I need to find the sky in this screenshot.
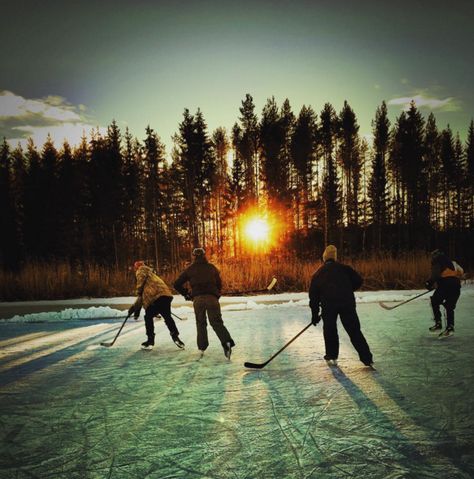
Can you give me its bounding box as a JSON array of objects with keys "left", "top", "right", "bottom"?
[{"left": 1, "top": 0, "right": 473, "bottom": 154}]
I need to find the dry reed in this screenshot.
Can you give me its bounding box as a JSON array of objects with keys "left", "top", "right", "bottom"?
[{"left": 0, "top": 253, "right": 433, "bottom": 301}]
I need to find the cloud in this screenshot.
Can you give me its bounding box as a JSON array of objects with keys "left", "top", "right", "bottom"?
[
  {"left": 0, "top": 90, "right": 104, "bottom": 148},
  {"left": 387, "top": 94, "right": 461, "bottom": 112}
]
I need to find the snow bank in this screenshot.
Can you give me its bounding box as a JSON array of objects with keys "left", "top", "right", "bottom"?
[
  {"left": 4, "top": 306, "right": 127, "bottom": 323},
  {"left": 3, "top": 284, "right": 473, "bottom": 323}
]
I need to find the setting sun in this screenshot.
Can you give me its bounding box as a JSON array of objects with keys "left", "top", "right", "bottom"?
[{"left": 244, "top": 217, "right": 270, "bottom": 243}]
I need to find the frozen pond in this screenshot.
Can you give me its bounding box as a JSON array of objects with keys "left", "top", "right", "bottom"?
[{"left": 1, "top": 288, "right": 473, "bottom": 478}]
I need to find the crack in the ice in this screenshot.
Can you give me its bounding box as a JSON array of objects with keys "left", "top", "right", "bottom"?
[{"left": 269, "top": 394, "right": 304, "bottom": 479}]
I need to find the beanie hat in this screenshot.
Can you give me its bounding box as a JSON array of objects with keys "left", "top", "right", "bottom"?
[
  {"left": 133, "top": 260, "right": 145, "bottom": 271},
  {"left": 322, "top": 245, "right": 337, "bottom": 262},
  {"left": 192, "top": 247, "right": 206, "bottom": 257}
]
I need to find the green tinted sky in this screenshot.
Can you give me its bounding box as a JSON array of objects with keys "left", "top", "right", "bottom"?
[{"left": 1, "top": 0, "right": 473, "bottom": 152}]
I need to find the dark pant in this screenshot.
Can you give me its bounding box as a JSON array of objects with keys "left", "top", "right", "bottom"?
[
  {"left": 144, "top": 296, "right": 179, "bottom": 339},
  {"left": 192, "top": 294, "right": 234, "bottom": 351},
  {"left": 431, "top": 279, "right": 461, "bottom": 328},
  {"left": 322, "top": 304, "right": 372, "bottom": 364}
]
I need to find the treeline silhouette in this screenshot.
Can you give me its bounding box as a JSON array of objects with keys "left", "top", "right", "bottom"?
[{"left": 1, "top": 94, "right": 473, "bottom": 274}]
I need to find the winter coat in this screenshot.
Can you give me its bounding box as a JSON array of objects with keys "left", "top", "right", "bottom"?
[
  {"left": 429, "top": 253, "right": 462, "bottom": 285},
  {"left": 174, "top": 256, "right": 222, "bottom": 299},
  {"left": 133, "top": 265, "right": 173, "bottom": 310},
  {"left": 309, "top": 259, "right": 362, "bottom": 313}
]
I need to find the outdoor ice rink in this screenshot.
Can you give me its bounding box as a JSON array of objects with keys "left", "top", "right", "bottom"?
[{"left": 1, "top": 289, "right": 473, "bottom": 478}]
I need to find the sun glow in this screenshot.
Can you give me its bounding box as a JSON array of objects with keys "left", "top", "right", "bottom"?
[{"left": 244, "top": 217, "right": 270, "bottom": 243}]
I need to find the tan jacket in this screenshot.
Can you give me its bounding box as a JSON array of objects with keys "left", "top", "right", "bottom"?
[{"left": 133, "top": 265, "right": 173, "bottom": 310}]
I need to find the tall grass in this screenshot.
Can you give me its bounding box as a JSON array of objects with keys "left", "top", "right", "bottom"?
[{"left": 0, "top": 253, "right": 434, "bottom": 301}]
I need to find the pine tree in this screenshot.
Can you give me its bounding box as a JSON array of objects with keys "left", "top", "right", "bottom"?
[
  {"left": 0, "top": 140, "right": 21, "bottom": 269},
  {"left": 291, "top": 105, "right": 317, "bottom": 234},
  {"left": 9, "top": 145, "right": 27, "bottom": 264},
  {"left": 122, "top": 127, "right": 143, "bottom": 260},
  {"left": 259, "top": 97, "right": 286, "bottom": 207},
  {"left": 73, "top": 135, "right": 93, "bottom": 263},
  {"left": 465, "top": 120, "right": 474, "bottom": 228},
  {"left": 439, "top": 126, "right": 456, "bottom": 231},
  {"left": 56, "top": 141, "right": 78, "bottom": 259},
  {"left": 143, "top": 125, "right": 167, "bottom": 268},
  {"left": 423, "top": 113, "right": 441, "bottom": 235},
  {"left": 369, "top": 101, "right": 389, "bottom": 250},
  {"left": 230, "top": 123, "right": 246, "bottom": 256},
  {"left": 238, "top": 94, "right": 259, "bottom": 204},
  {"left": 319, "top": 103, "right": 341, "bottom": 245},
  {"left": 174, "top": 108, "right": 215, "bottom": 249},
  {"left": 389, "top": 102, "right": 426, "bottom": 249},
  {"left": 194, "top": 109, "right": 217, "bottom": 249},
  {"left": 212, "top": 127, "right": 230, "bottom": 253},
  {"left": 23, "top": 139, "right": 43, "bottom": 259},
  {"left": 453, "top": 133, "right": 464, "bottom": 231},
  {"left": 338, "top": 101, "right": 361, "bottom": 228}
]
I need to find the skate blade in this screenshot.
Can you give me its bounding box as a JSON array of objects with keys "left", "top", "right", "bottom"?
[
  {"left": 325, "top": 359, "right": 338, "bottom": 367},
  {"left": 141, "top": 345, "right": 154, "bottom": 350},
  {"left": 196, "top": 351, "right": 205, "bottom": 361},
  {"left": 438, "top": 333, "right": 454, "bottom": 340}
]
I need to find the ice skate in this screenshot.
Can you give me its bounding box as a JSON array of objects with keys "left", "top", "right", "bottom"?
[
  {"left": 438, "top": 326, "right": 454, "bottom": 339},
  {"left": 324, "top": 355, "right": 338, "bottom": 367},
  {"left": 223, "top": 341, "right": 232, "bottom": 360},
  {"left": 429, "top": 322, "right": 442, "bottom": 332},
  {"left": 172, "top": 334, "right": 185, "bottom": 349},
  {"left": 141, "top": 334, "right": 155, "bottom": 350}
]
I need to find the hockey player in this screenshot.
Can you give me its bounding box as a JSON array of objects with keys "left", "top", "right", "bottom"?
[
  {"left": 129, "top": 261, "right": 185, "bottom": 350},
  {"left": 174, "top": 248, "right": 235, "bottom": 359},
  {"left": 426, "top": 249, "right": 463, "bottom": 338},
  {"left": 309, "top": 245, "right": 373, "bottom": 367}
]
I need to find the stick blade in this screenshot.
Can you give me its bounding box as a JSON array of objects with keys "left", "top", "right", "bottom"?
[
  {"left": 267, "top": 277, "right": 277, "bottom": 291},
  {"left": 100, "top": 342, "right": 113, "bottom": 347},
  {"left": 378, "top": 302, "right": 396, "bottom": 310},
  {"left": 244, "top": 361, "right": 266, "bottom": 369}
]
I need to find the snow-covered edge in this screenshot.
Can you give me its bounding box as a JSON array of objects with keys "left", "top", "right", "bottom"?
[{"left": 2, "top": 284, "right": 473, "bottom": 323}]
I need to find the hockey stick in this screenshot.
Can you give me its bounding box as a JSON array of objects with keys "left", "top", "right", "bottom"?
[
  {"left": 378, "top": 290, "right": 430, "bottom": 310},
  {"left": 227, "top": 277, "right": 277, "bottom": 296},
  {"left": 244, "top": 322, "right": 312, "bottom": 369},
  {"left": 171, "top": 312, "right": 186, "bottom": 321},
  {"left": 100, "top": 313, "right": 132, "bottom": 347}
]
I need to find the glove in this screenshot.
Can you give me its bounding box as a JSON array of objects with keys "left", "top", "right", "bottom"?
[
  {"left": 128, "top": 305, "right": 140, "bottom": 320},
  {"left": 425, "top": 280, "right": 434, "bottom": 291},
  {"left": 311, "top": 312, "right": 321, "bottom": 326},
  {"left": 183, "top": 290, "right": 192, "bottom": 301}
]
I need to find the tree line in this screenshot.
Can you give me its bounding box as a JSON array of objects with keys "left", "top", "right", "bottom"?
[{"left": 1, "top": 94, "right": 473, "bottom": 272}]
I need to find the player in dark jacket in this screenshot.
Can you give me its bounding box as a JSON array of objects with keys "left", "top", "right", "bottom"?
[
  {"left": 174, "top": 248, "right": 235, "bottom": 359},
  {"left": 426, "top": 249, "right": 462, "bottom": 337},
  {"left": 309, "top": 245, "right": 373, "bottom": 367}
]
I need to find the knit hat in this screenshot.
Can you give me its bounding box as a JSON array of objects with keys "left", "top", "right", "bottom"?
[
  {"left": 322, "top": 245, "right": 337, "bottom": 262},
  {"left": 133, "top": 260, "right": 145, "bottom": 271},
  {"left": 192, "top": 247, "right": 206, "bottom": 257}
]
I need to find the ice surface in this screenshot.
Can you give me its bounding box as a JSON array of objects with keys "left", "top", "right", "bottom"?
[{"left": 0, "top": 288, "right": 473, "bottom": 478}]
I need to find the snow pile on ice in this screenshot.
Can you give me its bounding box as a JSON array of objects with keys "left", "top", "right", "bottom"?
[
  {"left": 3, "top": 284, "right": 473, "bottom": 322},
  {"left": 4, "top": 306, "right": 126, "bottom": 323}
]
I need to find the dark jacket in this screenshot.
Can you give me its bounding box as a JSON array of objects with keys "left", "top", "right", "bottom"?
[
  {"left": 429, "top": 253, "right": 461, "bottom": 285},
  {"left": 309, "top": 259, "right": 362, "bottom": 313},
  {"left": 174, "top": 256, "right": 222, "bottom": 299}
]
